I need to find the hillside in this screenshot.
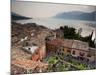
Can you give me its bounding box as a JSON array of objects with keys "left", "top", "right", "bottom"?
[
  {"left": 54, "top": 11, "right": 96, "bottom": 21},
  {"left": 11, "top": 12, "right": 31, "bottom": 20}
]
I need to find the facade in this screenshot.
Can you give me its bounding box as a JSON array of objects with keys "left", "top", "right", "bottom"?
[
  {"left": 22, "top": 44, "right": 46, "bottom": 61},
  {"left": 87, "top": 47, "right": 96, "bottom": 62},
  {"left": 46, "top": 38, "right": 63, "bottom": 54},
  {"left": 46, "top": 38, "right": 96, "bottom": 62},
  {"left": 22, "top": 46, "right": 39, "bottom": 54},
  {"left": 32, "top": 46, "right": 46, "bottom": 61},
  {"left": 54, "top": 29, "right": 64, "bottom": 38},
  {"left": 22, "top": 40, "right": 46, "bottom": 61}
]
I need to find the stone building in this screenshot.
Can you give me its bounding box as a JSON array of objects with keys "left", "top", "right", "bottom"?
[
  {"left": 46, "top": 38, "right": 96, "bottom": 62},
  {"left": 32, "top": 46, "right": 46, "bottom": 61},
  {"left": 54, "top": 29, "right": 64, "bottom": 38}
]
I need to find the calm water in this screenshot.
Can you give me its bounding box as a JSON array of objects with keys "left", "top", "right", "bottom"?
[{"left": 15, "top": 18, "right": 96, "bottom": 39}]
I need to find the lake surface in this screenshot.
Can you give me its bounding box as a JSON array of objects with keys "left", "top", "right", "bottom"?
[{"left": 15, "top": 18, "right": 96, "bottom": 40}]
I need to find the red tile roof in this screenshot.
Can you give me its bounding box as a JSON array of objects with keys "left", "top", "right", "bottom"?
[
  {"left": 46, "top": 38, "right": 90, "bottom": 51},
  {"left": 32, "top": 46, "right": 46, "bottom": 61},
  {"left": 12, "top": 58, "right": 48, "bottom": 70},
  {"left": 11, "top": 59, "right": 38, "bottom": 70},
  {"left": 62, "top": 39, "right": 73, "bottom": 48},
  {"left": 32, "top": 54, "right": 40, "bottom": 61},
  {"left": 47, "top": 38, "right": 64, "bottom": 46}
]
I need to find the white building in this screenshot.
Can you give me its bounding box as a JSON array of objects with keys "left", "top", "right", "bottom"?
[{"left": 22, "top": 46, "right": 39, "bottom": 54}]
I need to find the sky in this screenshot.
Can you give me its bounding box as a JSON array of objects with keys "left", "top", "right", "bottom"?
[{"left": 11, "top": 1, "right": 96, "bottom": 18}]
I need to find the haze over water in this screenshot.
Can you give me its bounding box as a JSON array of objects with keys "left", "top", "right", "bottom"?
[
  {"left": 16, "top": 18, "right": 96, "bottom": 40},
  {"left": 12, "top": 1, "right": 96, "bottom": 40}
]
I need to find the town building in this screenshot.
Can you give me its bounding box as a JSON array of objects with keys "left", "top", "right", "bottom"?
[
  {"left": 21, "top": 40, "right": 46, "bottom": 61},
  {"left": 22, "top": 45, "right": 39, "bottom": 54},
  {"left": 46, "top": 38, "right": 96, "bottom": 62},
  {"left": 54, "top": 29, "right": 64, "bottom": 38},
  {"left": 32, "top": 46, "right": 46, "bottom": 61}
]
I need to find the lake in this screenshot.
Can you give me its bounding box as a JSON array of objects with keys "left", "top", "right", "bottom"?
[{"left": 15, "top": 18, "right": 96, "bottom": 40}]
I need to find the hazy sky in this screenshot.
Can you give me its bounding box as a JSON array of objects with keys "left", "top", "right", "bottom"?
[{"left": 11, "top": 1, "right": 96, "bottom": 18}]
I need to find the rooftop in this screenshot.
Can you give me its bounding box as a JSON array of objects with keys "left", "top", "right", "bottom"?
[
  {"left": 46, "top": 38, "right": 64, "bottom": 46},
  {"left": 11, "top": 58, "right": 48, "bottom": 70},
  {"left": 22, "top": 45, "right": 39, "bottom": 54},
  {"left": 11, "top": 59, "right": 38, "bottom": 70},
  {"left": 72, "top": 40, "right": 89, "bottom": 50},
  {"left": 46, "top": 38, "right": 89, "bottom": 50},
  {"left": 62, "top": 39, "right": 73, "bottom": 48}
]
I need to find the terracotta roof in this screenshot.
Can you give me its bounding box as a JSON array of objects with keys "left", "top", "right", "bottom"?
[
  {"left": 32, "top": 54, "right": 40, "bottom": 61},
  {"left": 62, "top": 39, "right": 73, "bottom": 48},
  {"left": 31, "top": 45, "right": 46, "bottom": 61},
  {"left": 46, "top": 38, "right": 89, "bottom": 51},
  {"left": 38, "top": 61, "right": 48, "bottom": 68},
  {"left": 12, "top": 58, "right": 48, "bottom": 70},
  {"left": 11, "top": 59, "right": 38, "bottom": 70},
  {"left": 47, "top": 38, "right": 63, "bottom": 46},
  {"left": 72, "top": 40, "right": 89, "bottom": 50}
]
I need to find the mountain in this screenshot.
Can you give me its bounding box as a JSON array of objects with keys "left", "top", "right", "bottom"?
[
  {"left": 54, "top": 11, "right": 96, "bottom": 21},
  {"left": 11, "top": 12, "right": 31, "bottom": 20}
]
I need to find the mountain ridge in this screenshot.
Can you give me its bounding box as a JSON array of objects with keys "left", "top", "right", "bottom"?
[
  {"left": 11, "top": 12, "right": 31, "bottom": 20},
  {"left": 54, "top": 11, "right": 96, "bottom": 21}
]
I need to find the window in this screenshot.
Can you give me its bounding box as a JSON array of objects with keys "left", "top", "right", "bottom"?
[
  {"left": 63, "top": 49, "right": 64, "bottom": 51},
  {"left": 55, "top": 51, "right": 56, "bottom": 53},
  {"left": 60, "top": 49, "right": 62, "bottom": 52},
  {"left": 67, "top": 50, "right": 71, "bottom": 53},
  {"left": 87, "top": 54, "right": 91, "bottom": 57},
  {"left": 79, "top": 52, "right": 85, "bottom": 56},
  {"left": 87, "top": 59, "right": 89, "bottom": 62},
  {"left": 72, "top": 51, "right": 76, "bottom": 55},
  {"left": 58, "top": 52, "right": 59, "bottom": 55}
]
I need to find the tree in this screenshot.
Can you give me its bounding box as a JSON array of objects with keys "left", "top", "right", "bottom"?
[{"left": 59, "top": 26, "right": 95, "bottom": 48}]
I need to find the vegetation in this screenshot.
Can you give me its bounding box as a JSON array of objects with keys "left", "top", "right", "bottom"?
[
  {"left": 47, "top": 56, "right": 67, "bottom": 72},
  {"left": 48, "top": 56, "right": 58, "bottom": 65},
  {"left": 67, "top": 58, "right": 89, "bottom": 70},
  {"left": 47, "top": 55, "right": 86, "bottom": 72},
  {"left": 60, "top": 26, "right": 96, "bottom": 48}
]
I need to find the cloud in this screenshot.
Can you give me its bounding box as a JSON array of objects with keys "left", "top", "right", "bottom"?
[{"left": 11, "top": 1, "right": 96, "bottom": 18}]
